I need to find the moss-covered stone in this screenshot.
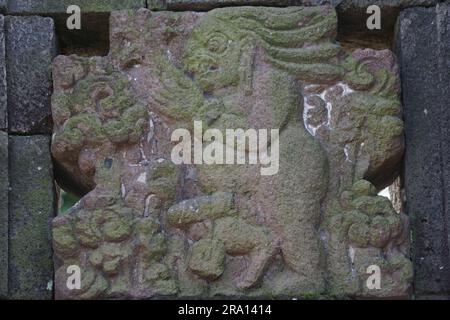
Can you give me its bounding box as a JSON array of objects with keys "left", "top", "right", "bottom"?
[
  {"left": 167, "top": 192, "right": 234, "bottom": 228},
  {"left": 351, "top": 179, "right": 378, "bottom": 197},
  {"left": 188, "top": 239, "right": 226, "bottom": 280},
  {"left": 53, "top": 223, "right": 79, "bottom": 257},
  {"left": 79, "top": 269, "right": 109, "bottom": 299},
  {"left": 326, "top": 180, "right": 411, "bottom": 297},
  {"left": 50, "top": 6, "right": 408, "bottom": 299},
  {"left": 8, "top": 135, "right": 55, "bottom": 299},
  {"left": 74, "top": 216, "right": 102, "bottom": 248},
  {"left": 102, "top": 214, "right": 133, "bottom": 242}
]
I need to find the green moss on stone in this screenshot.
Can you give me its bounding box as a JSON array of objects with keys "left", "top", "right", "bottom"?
[{"left": 188, "top": 239, "right": 226, "bottom": 280}]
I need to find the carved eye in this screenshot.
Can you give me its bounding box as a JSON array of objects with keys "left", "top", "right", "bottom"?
[{"left": 206, "top": 33, "right": 228, "bottom": 54}]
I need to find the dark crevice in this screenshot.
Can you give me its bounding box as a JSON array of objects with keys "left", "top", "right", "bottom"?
[
  {"left": 165, "top": 1, "right": 288, "bottom": 12},
  {"left": 53, "top": 159, "right": 92, "bottom": 199},
  {"left": 337, "top": 7, "right": 400, "bottom": 52},
  {"left": 54, "top": 13, "right": 110, "bottom": 57}
]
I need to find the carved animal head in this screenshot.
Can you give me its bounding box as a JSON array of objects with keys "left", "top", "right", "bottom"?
[{"left": 183, "top": 6, "right": 344, "bottom": 92}]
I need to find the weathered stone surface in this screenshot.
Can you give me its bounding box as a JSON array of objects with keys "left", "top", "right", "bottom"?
[
  {"left": 7, "top": 0, "right": 146, "bottom": 13},
  {"left": 0, "top": 15, "right": 6, "bottom": 130},
  {"left": 0, "top": 1, "right": 5, "bottom": 13},
  {"left": 8, "top": 135, "right": 55, "bottom": 299},
  {"left": 395, "top": 4, "right": 450, "bottom": 296},
  {"left": 5, "top": 16, "right": 56, "bottom": 134},
  {"left": 51, "top": 6, "right": 409, "bottom": 299},
  {"left": 0, "top": 131, "right": 8, "bottom": 298}
]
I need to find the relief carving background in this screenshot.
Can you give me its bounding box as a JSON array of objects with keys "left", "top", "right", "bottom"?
[{"left": 50, "top": 6, "right": 411, "bottom": 299}]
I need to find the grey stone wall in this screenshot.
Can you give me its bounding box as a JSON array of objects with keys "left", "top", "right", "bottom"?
[
  {"left": 395, "top": 3, "right": 450, "bottom": 299},
  {"left": 0, "top": 14, "right": 56, "bottom": 299},
  {"left": 0, "top": 15, "right": 5, "bottom": 130},
  {"left": 5, "top": 16, "right": 56, "bottom": 134},
  {"left": 0, "top": 131, "right": 8, "bottom": 298},
  {"left": 8, "top": 136, "right": 55, "bottom": 300}
]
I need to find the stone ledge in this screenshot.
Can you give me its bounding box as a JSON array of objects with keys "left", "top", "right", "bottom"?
[
  {"left": 6, "top": 0, "right": 146, "bottom": 14},
  {"left": 2, "top": 0, "right": 442, "bottom": 13},
  {"left": 395, "top": 3, "right": 450, "bottom": 296}
]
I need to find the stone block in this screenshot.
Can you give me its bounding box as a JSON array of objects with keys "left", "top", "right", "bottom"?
[
  {"left": 395, "top": 4, "right": 450, "bottom": 295},
  {"left": 0, "top": 131, "right": 8, "bottom": 298},
  {"left": 0, "top": 1, "right": 5, "bottom": 13},
  {"left": 5, "top": 16, "right": 56, "bottom": 134},
  {"left": 8, "top": 135, "right": 55, "bottom": 299},
  {"left": 0, "top": 15, "right": 6, "bottom": 130}
]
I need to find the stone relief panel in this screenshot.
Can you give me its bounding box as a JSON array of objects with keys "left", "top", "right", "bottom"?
[{"left": 51, "top": 6, "right": 411, "bottom": 299}]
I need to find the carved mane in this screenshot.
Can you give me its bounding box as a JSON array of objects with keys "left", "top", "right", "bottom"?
[{"left": 211, "top": 6, "right": 345, "bottom": 84}]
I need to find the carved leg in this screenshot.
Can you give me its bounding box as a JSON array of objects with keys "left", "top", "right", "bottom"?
[
  {"left": 264, "top": 123, "right": 328, "bottom": 291},
  {"left": 214, "top": 217, "right": 275, "bottom": 289}
]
